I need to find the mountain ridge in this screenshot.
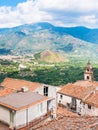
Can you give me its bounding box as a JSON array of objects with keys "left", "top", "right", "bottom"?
[
  {"left": 0, "top": 22, "right": 98, "bottom": 62},
  {"left": 1, "top": 22, "right": 98, "bottom": 43}
]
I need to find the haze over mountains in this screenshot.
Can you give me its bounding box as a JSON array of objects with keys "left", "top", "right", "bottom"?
[{"left": 0, "top": 22, "right": 98, "bottom": 61}]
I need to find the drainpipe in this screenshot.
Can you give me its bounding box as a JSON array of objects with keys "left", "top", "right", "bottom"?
[
  {"left": 9, "top": 110, "right": 15, "bottom": 129},
  {"left": 26, "top": 108, "right": 28, "bottom": 127}
]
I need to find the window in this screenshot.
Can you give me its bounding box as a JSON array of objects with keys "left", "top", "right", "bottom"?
[
  {"left": 87, "top": 68, "right": 89, "bottom": 71},
  {"left": 72, "top": 97, "right": 76, "bottom": 106},
  {"left": 88, "top": 105, "right": 91, "bottom": 109},
  {"left": 60, "top": 95, "right": 63, "bottom": 99},
  {"left": 44, "top": 86, "right": 48, "bottom": 96},
  {"left": 87, "top": 76, "right": 90, "bottom": 79}
]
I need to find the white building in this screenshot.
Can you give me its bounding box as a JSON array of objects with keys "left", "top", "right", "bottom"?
[
  {"left": 57, "top": 81, "right": 94, "bottom": 115},
  {"left": 0, "top": 90, "right": 54, "bottom": 129},
  {"left": 1, "top": 78, "right": 56, "bottom": 100},
  {"left": 18, "top": 64, "right": 27, "bottom": 70},
  {"left": 0, "top": 78, "right": 57, "bottom": 129},
  {"left": 57, "top": 61, "right": 98, "bottom": 116},
  {"left": 1, "top": 77, "right": 57, "bottom": 116}
]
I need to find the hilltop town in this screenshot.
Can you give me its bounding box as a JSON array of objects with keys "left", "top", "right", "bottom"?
[
  {"left": 0, "top": 61, "right": 98, "bottom": 129},
  {"left": 1, "top": 0, "right": 98, "bottom": 129}
]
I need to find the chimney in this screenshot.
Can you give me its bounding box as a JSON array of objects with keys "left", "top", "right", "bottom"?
[{"left": 21, "top": 86, "right": 29, "bottom": 92}]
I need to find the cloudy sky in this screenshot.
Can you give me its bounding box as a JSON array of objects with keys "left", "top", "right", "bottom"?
[{"left": 0, "top": 0, "right": 98, "bottom": 28}]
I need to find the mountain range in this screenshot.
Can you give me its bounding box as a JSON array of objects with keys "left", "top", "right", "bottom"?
[{"left": 0, "top": 22, "right": 98, "bottom": 61}]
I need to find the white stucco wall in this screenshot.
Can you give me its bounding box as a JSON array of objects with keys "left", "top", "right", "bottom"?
[
  {"left": 80, "top": 103, "right": 98, "bottom": 116},
  {"left": 84, "top": 73, "right": 92, "bottom": 81},
  {"left": 28, "top": 100, "right": 47, "bottom": 122},
  {"left": 0, "top": 99, "right": 53, "bottom": 128},
  {"left": 57, "top": 92, "right": 98, "bottom": 116},
  {"left": 76, "top": 99, "right": 82, "bottom": 114},
  {"left": 35, "top": 85, "right": 56, "bottom": 99},
  {"left": 57, "top": 93, "right": 72, "bottom": 106},
  {"left": 15, "top": 109, "right": 26, "bottom": 127},
  {"left": 0, "top": 106, "right": 10, "bottom": 125},
  {"left": 14, "top": 100, "right": 51, "bottom": 128},
  {"left": 0, "top": 85, "right": 57, "bottom": 128},
  {"left": 57, "top": 93, "right": 82, "bottom": 113},
  {"left": 35, "top": 85, "right": 57, "bottom": 117},
  {"left": 92, "top": 107, "right": 98, "bottom": 116}
]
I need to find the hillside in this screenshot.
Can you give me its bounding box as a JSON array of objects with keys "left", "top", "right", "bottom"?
[
  {"left": 35, "top": 50, "right": 67, "bottom": 63},
  {"left": 56, "top": 26, "right": 98, "bottom": 44},
  {"left": 0, "top": 22, "right": 98, "bottom": 61}
]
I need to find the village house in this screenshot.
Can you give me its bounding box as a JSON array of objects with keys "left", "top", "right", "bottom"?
[
  {"left": 18, "top": 63, "right": 27, "bottom": 70},
  {"left": 1, "top": 61, "right": 98, "bottom": 129},
  {"left": 0, "top": 90, "right": 54, "bottom": 129},
  {"left": 0, "top": 78, "right": 57, "bottom": 129},
  {"left": 1, "top": 78, "right": 56, "bottom": 101},
  {"left": 57, "top": 61, "right": 98, "bottom": 116}
]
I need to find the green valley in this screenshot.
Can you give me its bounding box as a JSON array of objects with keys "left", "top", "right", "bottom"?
[{"left": 0, "top": 57, "right": 98, "bottom": 86}]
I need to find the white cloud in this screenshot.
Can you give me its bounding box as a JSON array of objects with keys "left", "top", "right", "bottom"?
[
  {"left": 36, "top": 0, "right": 98, "bottom": 12},
  {"left": 77, "top": 15, "right": 97, "bottom": 28},
  {"left": 0, "top": 0, "right": 98, "bottom": 28}
]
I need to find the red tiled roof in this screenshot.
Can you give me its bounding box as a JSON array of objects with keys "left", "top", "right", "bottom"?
[
  {"left": 57, "top": 107, "right": 79, "bottom": 117},
  {"left": 74, "top": 80, "right": 98, "bottom": 88},
  {"left": 58, "top": 83, "right": 94, "bottom": 99},
  {"left": 58, "top": 80, "right": 98, "bottom": 107},
  {"left": 0, "top": 122, "right": 9, "bottom": 130},
  {"left": 1, "top": 78, "right": 42, "bottom": 91},
  {"left": 37, "top": 116, "right": 98, "bottom": 130},
  {"left": 0, "top": 88, "right": 14, "bottom": 96},
  {"left": 85, "top": 91, "right": 98, "bottom": 108}
]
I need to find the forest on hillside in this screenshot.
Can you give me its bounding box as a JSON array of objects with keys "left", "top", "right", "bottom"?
[{"left": 0, "top": 59, "right": 98, "bottom": 86}]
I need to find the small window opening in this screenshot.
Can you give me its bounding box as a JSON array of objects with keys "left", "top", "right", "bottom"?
[
  {"left": 88, "top": 105, "right": 91, "bottom": 109},
  {"left": 87, "top": 76, "right": 90, "bottom": 79},
  {"left": 60, "top": 95, "right": 63, "bottom": 99},
  {"left": 44, "top": 86, "right": 48, "bottom": 96}
]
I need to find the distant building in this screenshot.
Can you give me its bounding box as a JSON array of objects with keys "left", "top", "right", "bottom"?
[
  {"left": 84, "top": 60, "right": 94, "bottom": 81},
  {"left": 18, "top": 64, "right": 27, "bottom": 70},
  {"left": 57, "top": 61, "right": 98, "bottom": 116}
]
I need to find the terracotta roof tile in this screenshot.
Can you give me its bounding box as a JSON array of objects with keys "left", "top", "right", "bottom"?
[
  {"left": 74, "top": 80, "right": 98, "bottom": 88},
  {"left": 85, "top": 91, "right": 98, "bottom": 108},
  {"left": 0, "top": 122, "right": 9, "bottom": 130},
  {"left": 57, "top": 107, "right": 79, "bottom": 117},
  {"left": 59, "top": 80, "right": 98, "bottom": 107},
  {"left": 1, "top": 116, "right": 98, "bottom": 130},
  {"left": 0, "top": 88, "right": 14, "bottom": 96},
  {"left": 1, "top": 78, "right": 42, "bottom": 91},
  {"left": 37, "top": 116, "right": 98, "bottom": 130},
  {"left": 58, "top": 83, "right": 93, "bottom": 99}
]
